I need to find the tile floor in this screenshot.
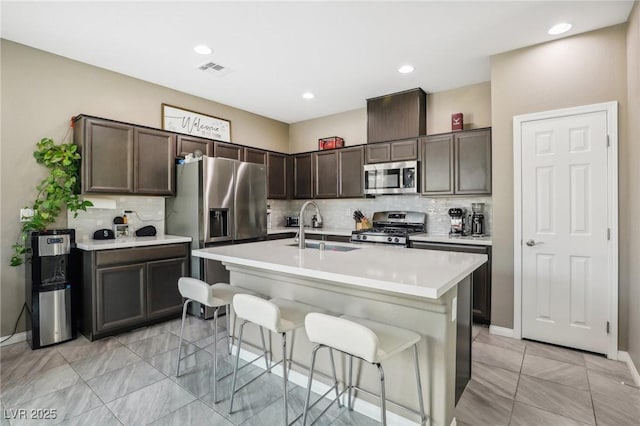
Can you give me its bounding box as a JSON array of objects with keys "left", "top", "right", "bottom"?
[{"left": 0, "top": 318, "right": 637, "bottom": 425}]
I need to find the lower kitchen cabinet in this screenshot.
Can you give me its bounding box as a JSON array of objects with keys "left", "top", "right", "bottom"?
[{"left": 76, "top": 243, "right": 189, "bottom": 340}]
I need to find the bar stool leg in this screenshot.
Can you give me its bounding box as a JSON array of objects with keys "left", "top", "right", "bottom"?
[
  {"left": 259, "top": 326, "right": 270, "bottom": 372},
  {"left": 376, "top": 364, "right": 387, "bottom": 426},
  {"left": 176, "top": 299, "right": 191, "bottom": 377},
  {"left": 212, "top": 306, "right": 219, "bottom": 403},
  {"left": 348, "top": 355, "right": 354, "bottom": 410},
  {"left": 302, "top": 344, "right": 322, "bottom": 426},
  {"left": 282, "top": 332, "right": 288, "bottom": 426},
  {"left": 328, "top": 349, "right": 342, "bottom": 408},
  {"left": 229, "top": 320, "right": 247, "bottom": 414},
  {"left": 412, "top": 344, "right": 426, "bottom": 425},
  {"left": 226, "top": 304, "right": 232, "bottom": 355}
]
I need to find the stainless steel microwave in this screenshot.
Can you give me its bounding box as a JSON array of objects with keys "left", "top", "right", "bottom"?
[{"left": 364, "top": 160, "right": 419, "bottom": 195}]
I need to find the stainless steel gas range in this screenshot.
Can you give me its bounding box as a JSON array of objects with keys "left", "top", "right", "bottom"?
[{"left": 350, "top": 211, "right": 426, "bottom": 246}]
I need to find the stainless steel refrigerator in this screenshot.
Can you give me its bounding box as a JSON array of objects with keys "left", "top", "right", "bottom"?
[{"left": 166, "top": 157, "right": 267, "bottom": 317}]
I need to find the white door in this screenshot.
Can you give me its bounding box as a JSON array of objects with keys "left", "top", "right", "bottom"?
[{"left": 520, "top": 110, "right": 610, "bottom": 354}]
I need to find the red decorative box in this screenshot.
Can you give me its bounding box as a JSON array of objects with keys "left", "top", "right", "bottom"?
[
  {"left": 451, "top": 113, "right": 463, "bottom": 131},
  {"left": 319, "top": 136, "right": 344, "bottom": 150}
]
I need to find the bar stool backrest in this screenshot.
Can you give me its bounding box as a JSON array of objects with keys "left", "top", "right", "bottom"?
[
  {"left": 178, "top": 277, "right": 210, "bottom": 304},
  {"left": 305, "top": 313, "right": 379, "bottom": 363},
  {"left": 233, "top": 294, "right": 280, "bottom": 332}
]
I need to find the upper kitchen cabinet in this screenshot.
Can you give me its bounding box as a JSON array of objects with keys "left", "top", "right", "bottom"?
[
  {"left": 243, "top": 147, "right": 267, "bottom": 164},
  {"left": 420, "top": 128, "right": 491, "bottom": 196},
  {"left": 267, "top": 152, "right": 287, "bottom": 199},
  {"left": 176, "top": 135, "right": 212, "bottom": 156},
  {"left": 365, "top": 139, "right": 418, "bottom": 164},
  {"left": 293, "top": 153, "right": 314, "bottom": 199},
  {"left": 338, "top": 146, "right": 364, "bottom": 197},
  {"left": 367, "top": 88, "right": 426, "bottom": 144},
  {"left": 74, "top": 116, "right": 176, "bottom": 195},
  {"left": 214, "top": 141, "right": 243, "bottom": 160},
  {"left": 314, "top": 150, "right": 339, "bottom": 198},
  {"left": 134, "top": 128, "right": 176, "bottom": 195}
]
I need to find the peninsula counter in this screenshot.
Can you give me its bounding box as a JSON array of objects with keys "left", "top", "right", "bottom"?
[{"left": 193, "top": 239, "right": 487, "bottom": 426}]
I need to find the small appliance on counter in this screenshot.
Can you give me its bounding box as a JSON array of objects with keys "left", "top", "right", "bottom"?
[
  {"left": 351, "top": 211, "right": 426, "bottom": 246},
  {"left": 285, "top": 215, "right": 300, "bottom": 227},
  {"left": 470, "top": 203, "right": 486, "bottom": 237},
  {"left": 448, "top": 208, "right": 466, "bottom": 236},
  {"left": 311, "top": 214, "right": 323, "bottom": 228},
  {"left": 25, "top": 229, "right": 77, "bottom": 349}
]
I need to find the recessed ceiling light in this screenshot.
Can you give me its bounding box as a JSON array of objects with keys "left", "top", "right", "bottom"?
[
  {"left": 398, "top": 65, "right": 414, "bottom": 74},
  {"left": 302, "top": 92, "right": 315, "bottom": 99},
  {"left": 193, "top": 44, "right": 212, "bottom": 55},
  {"left": 548, "top": 23, "right": 572, "bottom": 35}
]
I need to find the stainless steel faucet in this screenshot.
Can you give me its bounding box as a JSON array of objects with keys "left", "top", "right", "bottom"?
[{"left": 298, "top": 200, "right": 322, "bottom": 249}]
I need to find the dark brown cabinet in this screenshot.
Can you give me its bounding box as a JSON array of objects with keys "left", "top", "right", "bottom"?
[
  {"left": 244, "top": 147, "right": 267, "bottom": 164},
  {"left": 134, "top": 128, "right": 176, "bottom": 195},
  {"left": 177, "top": 135, "right": 212, "bottom": 156},
  {"left": 421, "top": 129, "right": 491, "bottom": 196},
  {"left": 314, "top": 151, "right": 339, "bottom": 198},
  {"left": 267, "top": 152, "right": 288, "bottom": 199},
  {"left": 367, "top": 88, "right": 426, "bottom": 144},
  {"left": 74, "top": 116, "right": 176, "bottom": 195},
  {"left": 77, "top": 243, "right": 189, "bottom": 340},
  {"left": 365, "top": 139, "right": 418, "bottom": 164},
  {"left": 338, "top": 146, "right": 364, "bottom": 197},
  {"left": 214, "top": 141, "right": 243, "bottom": 160},
  {"left": 293, "top": 153, "right": 314, "bottom": 199}
]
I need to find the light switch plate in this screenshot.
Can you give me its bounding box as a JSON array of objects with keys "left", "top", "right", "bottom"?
[
  {"left": 20, "top": 208, "right": 34, "bottom": 222},
  {"left": 451, "top": 297, "right": 457, "bottom": 322}
]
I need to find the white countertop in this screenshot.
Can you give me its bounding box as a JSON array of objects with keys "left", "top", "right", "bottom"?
[
  {"left": 192, "top": 238, "right": 487, "bottom": 299},
  {"left": 410, "top": 233, "right": 492, "bottom": 246},
  {"left": 76, "top": 235, "right": 192, "bottom": 251},
  {"left": 268, "top": 226, "right": 353, "bottom": 236}
]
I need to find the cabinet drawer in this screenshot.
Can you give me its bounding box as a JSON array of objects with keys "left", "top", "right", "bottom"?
[{"left": 96, "top": 244, "right": 188, "bottom": 266}]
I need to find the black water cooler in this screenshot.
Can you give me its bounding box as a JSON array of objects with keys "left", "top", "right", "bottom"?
[{"left": 25, "top": 229, "right": 77, "bottom": 349}]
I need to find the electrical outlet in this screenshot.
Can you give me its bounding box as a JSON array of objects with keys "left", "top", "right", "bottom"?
[
  {"left": 20, "top": 208, "right": 34, "bottom": 222},
  {"left": 346, "top": 208, "right": 351, "bottom": 217}
]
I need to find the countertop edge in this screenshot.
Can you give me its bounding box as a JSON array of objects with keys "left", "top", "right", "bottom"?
[{"left": 76, "top": 235, "right": 192, "bottom": 251}]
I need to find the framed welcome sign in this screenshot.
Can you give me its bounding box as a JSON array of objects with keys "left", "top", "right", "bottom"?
[{"left": 162, "top": 103, "right": 231, "bottom": 142}]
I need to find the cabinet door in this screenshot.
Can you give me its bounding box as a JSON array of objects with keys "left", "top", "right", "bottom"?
[
  {"left": 214, "top": 141, "right": 243, "bottom": 160},
  {"left": 293, "top": 153, "right": 314, "bottom": 199},
  {"left": 314, "top": 151, "right": 338, "bottom": 198},
  {"left": 134, "top": 128, "right": 176, "bottom": 195},
  {"left": 455, "top": 130, "right": 491, "bottom": 194},
  {"left": 146, "top": 257, "right": 187, "bottom": 319},
  {"left": 177, "top": 135, "right": 212, "bottom": 157},
  {"left": 95, "top": 263, "right": 145, "bottom": 332},
  {"left": 365, "top": 143, "right": 391, "bottom": 164},
  {"left": 390, "top": 139, "right": 418, "bottom": 161},
  {"left": 338, "top": 146, "right": 364, "bottom": 198},
  {"left": 421, "top": 135, "right": 454, "bottom": 195},
  {"left": 84, "top": 118, "right": 134, "bottom": 193},
  {"left": 244, "top": 147, "right": 267, "bottom": 164},
  {"left": 267, "top": 152, "right": 287, "bottom": 199},
  {"left": 367, "top": 89, "right": 426, "bottom": 143}
]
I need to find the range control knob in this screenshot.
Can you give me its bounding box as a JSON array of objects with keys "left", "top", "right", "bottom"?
[
  {"left": 356, "top": 235, "right": 361, "bottom": 240},
  {"left": 394, "top": 237, "right": 400, "bottom": 243},
  {"left": 362, "top": 235, "right": 367, "bottom": 240},
  {"left": 387, "top": 237, "right": 393, "bottom": 242}
]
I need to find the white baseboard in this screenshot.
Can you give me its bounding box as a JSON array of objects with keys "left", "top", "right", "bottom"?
[
  {"left": 489, "top": 325, "right": 518, "bottom": 339},
  {"left": 617, "top": 351, "right": 640, "bottom": 387},
  {"left": 0, "top": 331, "right": 27, "bottom": 347},
  {"left": 235, "top": 346, "right": 420, "bottom": 425}
]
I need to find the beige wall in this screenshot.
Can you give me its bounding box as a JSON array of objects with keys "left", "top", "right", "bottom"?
[
  {"left": 490, "top": 25, "right": 630, "bottom": 348},
  {"left": 0, "top": 40, "right": 288, "bottom": 336},
  {"left": 625, "top": 2, "right": 640, "bottom": 367},
  {"left": 289, "top": 82, "right": 491, "bottom": 153}
]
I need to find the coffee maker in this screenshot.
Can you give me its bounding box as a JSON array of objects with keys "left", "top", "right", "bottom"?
[
  {"left": 448, "top": 208, "right": 466, "bottom": 235},
  {"left": 470, "top": 203, "right": 486, "bottom": 237}
]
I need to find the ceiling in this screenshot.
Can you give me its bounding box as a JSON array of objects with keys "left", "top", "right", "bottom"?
[{"left": 1, "top": 1, "right": 635, "bottom": 124}]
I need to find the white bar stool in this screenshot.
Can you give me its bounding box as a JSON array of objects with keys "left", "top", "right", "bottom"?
[
  {"left": 176, "top": 277, "right": 255, "bottom": 403},
  {"left": 303, "top": 313, "right": 427, "bottom": 426},
  {"left": 230, "top": 294, "right": 336, "bottom": 426}
]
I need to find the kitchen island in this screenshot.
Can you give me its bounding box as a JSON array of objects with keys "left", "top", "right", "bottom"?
[{"left": 193, "top": 239, "right": 487, "bottom": 426}]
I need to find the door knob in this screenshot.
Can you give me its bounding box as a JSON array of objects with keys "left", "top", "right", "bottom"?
[{"left": 525, "top": 239, "right": 542, "bottom": 246}]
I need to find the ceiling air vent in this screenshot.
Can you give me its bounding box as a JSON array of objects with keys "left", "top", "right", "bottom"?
[{"left": 197, "top": 62, "right": 233, "bottom": 77}]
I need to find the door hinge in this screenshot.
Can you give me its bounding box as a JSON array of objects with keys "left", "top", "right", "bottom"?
[
  {"left": 607, "top": 321, "right": 610, "bottom": 334},
  {"left": 607, "top": 135, "right": 610, "bottom": 147},
  {"left": 607, "top": 228, "right": 611, "bottom": 240}
]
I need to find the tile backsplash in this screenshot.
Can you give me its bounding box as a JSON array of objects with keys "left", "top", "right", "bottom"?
[
  {"left": 270, "top": 195, "right": 492, "bottom": 235},
  {"left": 67, "top": 195, "right": 165, "bottom": 242}
]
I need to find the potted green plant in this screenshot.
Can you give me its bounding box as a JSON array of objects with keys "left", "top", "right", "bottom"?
[{"left": 10, "top": 137, "right": 93, "bottom": 266}]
